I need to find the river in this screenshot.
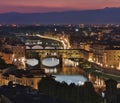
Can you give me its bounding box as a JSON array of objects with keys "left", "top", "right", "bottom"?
[{"left": 26, "top": 57, "right": 105, "bottom": 86}]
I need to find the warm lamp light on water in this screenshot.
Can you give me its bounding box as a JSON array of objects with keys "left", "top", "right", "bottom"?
[{"left": 117, "top": 62, "right": 120, "bottom": 70}]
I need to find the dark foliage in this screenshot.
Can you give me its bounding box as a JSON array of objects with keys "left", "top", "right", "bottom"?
[{"left": 38, "top": 77, "right": 102, "bottom": 103}]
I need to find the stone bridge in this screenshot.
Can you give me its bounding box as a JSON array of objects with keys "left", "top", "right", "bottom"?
[{"left": 25, "top": 49, "right": 84, "bottom": 70}]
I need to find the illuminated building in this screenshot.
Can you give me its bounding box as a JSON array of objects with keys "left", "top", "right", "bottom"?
[
  {"left": 91, "top": 43, "right": 108, "bottom": 65},
  {"left": 91, "top": 42, "right": 120, "bottom": 70},
  {"left": 12, "top": 45, "right": 26, "bottom": 69},
  {"left": 12, "top": 45, "right": 25, "bottom": 58},
  {"left": 82, "top": 50, "right": 93, "bottom": 62},
  {"left": 79, "top": 43, "right": 91, "bottom": 51},
  {"left": 0, "top": 49, "right": 13, "bottom": 64},
  {"left": 98, "top": 32, "right": 102, "bottom": 41},
  {"left": 0, "top": 69, "right": 49, "bottom": 89},
  {"left": 104, "top": 48, "right": 120, "bottom": 69}
]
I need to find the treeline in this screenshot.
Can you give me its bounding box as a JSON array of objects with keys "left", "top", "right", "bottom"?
[{"left": 38, "top": 77, "right": 102, "bottom": 103}]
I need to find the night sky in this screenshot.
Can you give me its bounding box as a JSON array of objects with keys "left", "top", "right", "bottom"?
[{"left": 0, "top": 0, "right": 120, "bottom": 13}]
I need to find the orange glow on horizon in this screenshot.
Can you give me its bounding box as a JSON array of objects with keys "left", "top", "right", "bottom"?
[{"left": 0, "top": 0, "right": 119, "bottom": 13}]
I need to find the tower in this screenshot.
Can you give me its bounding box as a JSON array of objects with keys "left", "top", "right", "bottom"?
[{"left": 98, "top": 32, "right": 101, "bottom": 41}]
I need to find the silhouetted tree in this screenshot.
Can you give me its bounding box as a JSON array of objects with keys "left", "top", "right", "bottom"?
[{"left": 38, "top": 77, "right": 102, "bottom": 103}]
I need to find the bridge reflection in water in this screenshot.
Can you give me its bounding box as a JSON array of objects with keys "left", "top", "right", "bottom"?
[
  {"left": 26, "top": 57, "right": 79, "bottom": 73},
  {"left": 42, "top": 57, "right": 59, "bottom": 67},
  {"left": 26, "top": 57, "right": 107, "bottom": 89},
  {"left": 23, "top": 35, "right": 106, "bottom": 88},
  {"left": 26, "top": 57, "right": 88, "bottom": 85}
]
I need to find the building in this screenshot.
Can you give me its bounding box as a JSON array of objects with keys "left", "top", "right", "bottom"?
[
  {"left": 79, "top": 43, "right": 91, "bottom": 51},
  {"left": 11, "top": 45, "right": 25, "bottom": 59},
  {"left": 2, "top": 44, "right": 26, "bottom": 69},
  {"left": 104, "top": 48, "right": 120, "bottom": 69},
  {"left": 92, "top": 43, "right": 108, "bottom": 66},
  {"left": 0, "top": 69, "right": 50, "bottom": 89},
  {"left": 0, "top": 48, "right": 13, "bottom": 64},
  {"left": 81, "top": 50, "right": 94, "bottom": 62},
  {"left": 90, "top": 41, "right": 120, "bottom": 70},
  {"left": 11, "top": 45, "right": 26, "bottom": 69}
]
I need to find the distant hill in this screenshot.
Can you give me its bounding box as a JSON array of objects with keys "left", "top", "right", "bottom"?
[{"left": 0, "top": 7, "right": 120, "bottom": 24}]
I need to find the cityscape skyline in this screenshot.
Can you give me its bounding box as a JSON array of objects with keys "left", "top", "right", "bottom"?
[
  {"left": 0, "top": 0, "right": 120, "bottom": 13},
  {"left": 0, "top": 1, "right": 120, "bottom": 103},
  {"left": 0, "top": 19, "right": 120, "bottom": 103}
]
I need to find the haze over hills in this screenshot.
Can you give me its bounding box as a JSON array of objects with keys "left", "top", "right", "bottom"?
[{"left": 0, "top": 7, "right": 120, "bottom": 24}]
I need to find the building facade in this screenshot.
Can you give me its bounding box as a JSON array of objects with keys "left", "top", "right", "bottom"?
[{"left": 0, "top": 49, "right": 13, "bottom": 64}]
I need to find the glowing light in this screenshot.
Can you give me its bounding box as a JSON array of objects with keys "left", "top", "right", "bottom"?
[
  {"left": 88, "top": 58, "right": 92, "bottom": 62},
  {"left": 75, "top": 28, "right": 79, "bottom": 32},
  {"left": 117, "top": 62, "right": 120, "bottom": 70},
  {"left": 44, "top": 68, "right": 50, "bottom": 73},
  {"left": 105, "top": 64, "right": 108, "bottom": 67},
  {"left": 78, "top": 81, "right": 84, "bottom": 85},
  {"left": 54, "top": 28, "right": 57, "bottom": 31},
  {"left": 14, "top": 58, "right": 17, "bottom": 62},
  {"left": 100, "top": 63, "right": 103, "bottom": 66},
  {"left": 54, "top": 68, "right": 57, "bottom": 73},
  {"left": 111, "top": 65, "right": 114, "bottom": 68},
  {"left": 36, "top": 34, "right": 71, "bottom": 49}
]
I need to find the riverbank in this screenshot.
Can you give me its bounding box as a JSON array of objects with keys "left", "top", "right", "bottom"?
[{"left": 83, "top": 62, "right": 120, "bottom": 82}]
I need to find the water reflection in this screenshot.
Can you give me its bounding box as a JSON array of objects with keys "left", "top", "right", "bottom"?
[
  {"left": 27, "top": 58, "right": 106, "bottom": 87},
  {"left": 44, "top": 68, "right": 57, "bottom": 73},
  {"left": 42, "top": 58, "right": 105, "bottom": 87},
  {"left": 54, "top": 75, "right": 87, "bottom": 85},
  {"left": 88, "top": 73, "right": 105, "bottom": 87},
  {"left": 26, "top": 59, "right": 39, "bottom": 66},
  {"left": 42, "top": 58, "right": 59, "bottom": 67}
]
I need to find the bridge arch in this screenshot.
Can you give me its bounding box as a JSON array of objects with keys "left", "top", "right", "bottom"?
[
  {"left": 42, "top": 57, "right": 59, "bottom": 67},
  {"left": 32, "top": 45, "right": 43, "bottom": 49}
]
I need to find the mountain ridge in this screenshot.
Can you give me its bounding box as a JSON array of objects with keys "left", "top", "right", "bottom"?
[{"left": 0, "top": 7, "right": 120, "bottom": 24}]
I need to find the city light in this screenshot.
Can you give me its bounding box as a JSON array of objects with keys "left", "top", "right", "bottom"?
[
  {"left": 0, "top": 24, "right": 120, "bottom": 103},
  {"left": 36, "top": 34, "right": 71, "bottom": 49}
]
